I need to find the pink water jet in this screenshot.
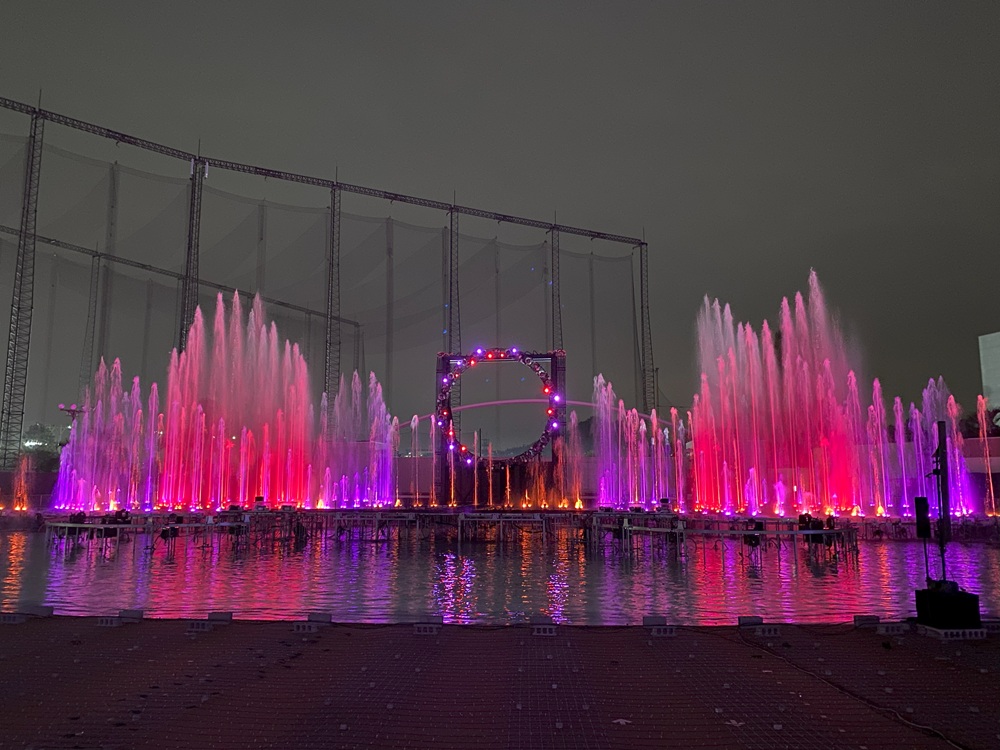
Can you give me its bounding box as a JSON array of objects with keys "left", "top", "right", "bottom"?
[
  {"left": 590, "top": 272, "right": 982, "bottom": 516},
  {"left": 54, "top": 292, "right": 398, "bottom": 512},
  {"left": 690, "top": 271, "right": 976, "bottom": 517}
]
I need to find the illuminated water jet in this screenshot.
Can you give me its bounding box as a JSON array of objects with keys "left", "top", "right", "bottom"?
[{"left": 54, "top": 292, "right": 398, "bottom": 512}]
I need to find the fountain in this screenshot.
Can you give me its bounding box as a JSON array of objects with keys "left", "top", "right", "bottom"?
[
  {"left": 50, "top": 277, "right": 988, "bottom": 517},
  {"left": 589, "top": 271, "right": 987, "bottom": 516},
  {"left": 53, "top": 292, "right": 398, "bottom": 512},
  {"left": 593, "top": 374, "right": 671, "bottom": 510},
  {"left": 690, "top": 271, "right": 976, "bottom": 516}
]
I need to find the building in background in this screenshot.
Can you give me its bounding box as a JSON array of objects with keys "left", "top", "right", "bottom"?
[{"left": 980, "top": 332, "right": 1000, "bottom": 403}]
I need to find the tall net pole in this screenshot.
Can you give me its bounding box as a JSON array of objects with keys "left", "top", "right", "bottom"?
[
  {"left": 324, "top": 186, "right": 342, "bottom": 402},
  {"left": 551, "top": 227, "right": 562, "bottom": 350},
  {"left": 448, "top": 208, "right": 461, "bottom": 433},
  {"left": 178, "top": 159, "right": 205, "bottom": 351},
  {"left": 639, "top": 242, "right": 655, "bottom": 414},
  {"left": 79, "top": 254, "right": 100, "bottom": 392},
  {"left": 0, "top": 112, "right": 44, "bottom": 470},
  {"left": 95, "top": 162, "right": 118, "bottom": 365},
  {"left": 385, "top": 217, "right": 394, "bottom": 409}
]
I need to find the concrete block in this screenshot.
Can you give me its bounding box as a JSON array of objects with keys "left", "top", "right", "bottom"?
[
  {"left": 916, "top": 624, "right": 986, "bottom": 641},
  {"left": 876, "top": 622, "right": 909, "bottom": 636},
  {"left": 754, "top": 624, "right": 782, "bottom": 637},
  {"left": 531, "top": 616, "right": 557, "bottom": 636},
  {"left": 414, "top": 615, "right": 444, "bottom": 635}
]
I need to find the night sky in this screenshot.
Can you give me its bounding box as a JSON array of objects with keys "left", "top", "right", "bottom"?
[{"left": 1, "top": 1, "right": 998, "bottom": 413}]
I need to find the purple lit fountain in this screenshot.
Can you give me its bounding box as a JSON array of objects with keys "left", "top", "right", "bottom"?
[
  {"left": 54, "top": 292, "right": 398, "bottom": 512},
  {"left": 593, "top": 374, "right": 671, "bottom": 510}
]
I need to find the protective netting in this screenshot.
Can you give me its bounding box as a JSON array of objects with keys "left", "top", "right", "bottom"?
[
  {"left": 0, "top": 125, "right": 643, "bottom": 451},
  {"left": 560, "top": 245, "right": 639, "bottom": 410}
]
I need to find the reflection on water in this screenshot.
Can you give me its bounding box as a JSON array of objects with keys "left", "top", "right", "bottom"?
[{"left": 0, "top": 530, "right": 997, "bottom": 625}]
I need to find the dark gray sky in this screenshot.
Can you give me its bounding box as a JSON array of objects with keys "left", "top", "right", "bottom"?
[{"left": 2, "top": 1, "right": 998, "bottom": 411}]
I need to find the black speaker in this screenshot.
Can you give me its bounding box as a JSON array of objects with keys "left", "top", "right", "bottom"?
[
  {"left": 916, "top": 584, "right": 981, "bottom": 629},
  {"left": 914, "top": 496, "right": 931, "bottom": 539}
]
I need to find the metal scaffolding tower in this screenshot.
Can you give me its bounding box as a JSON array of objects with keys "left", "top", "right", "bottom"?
[{"left": 0, "top": 112, "right": 44, "bottom": 470}]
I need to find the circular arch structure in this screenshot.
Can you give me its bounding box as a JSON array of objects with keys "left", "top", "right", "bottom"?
[{"left": 436, "top": 348, "right": 565, "bottom": 465}]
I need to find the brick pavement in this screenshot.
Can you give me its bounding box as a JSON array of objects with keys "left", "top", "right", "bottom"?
[{"left": 0, "top": 618, "right": 996, "bottom": 749}]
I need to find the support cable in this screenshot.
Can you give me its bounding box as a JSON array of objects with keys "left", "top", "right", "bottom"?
[
  {"left": 0, "top": 224, "right": 358, "bottom": 325},
  {"left": 0, "top": 97, "right": 645, "bottom": 246}
]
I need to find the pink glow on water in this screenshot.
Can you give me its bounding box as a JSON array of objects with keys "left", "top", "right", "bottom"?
[{"left": 54, "top": 293, "right": 397, "bottom": 511}]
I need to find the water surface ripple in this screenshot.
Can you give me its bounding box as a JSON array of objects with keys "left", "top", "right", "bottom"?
[{"left": 1, "top": 531, "right": 997, "bottom": 624}]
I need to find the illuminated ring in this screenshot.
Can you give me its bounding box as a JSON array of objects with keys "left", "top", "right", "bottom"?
[{"left": 436, "top": 347, "right": 563, "bottom": 463}]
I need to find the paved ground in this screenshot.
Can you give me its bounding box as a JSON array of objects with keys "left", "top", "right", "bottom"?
[{"left": 0, "top": 618, "right": 997, "bottom": 749}]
